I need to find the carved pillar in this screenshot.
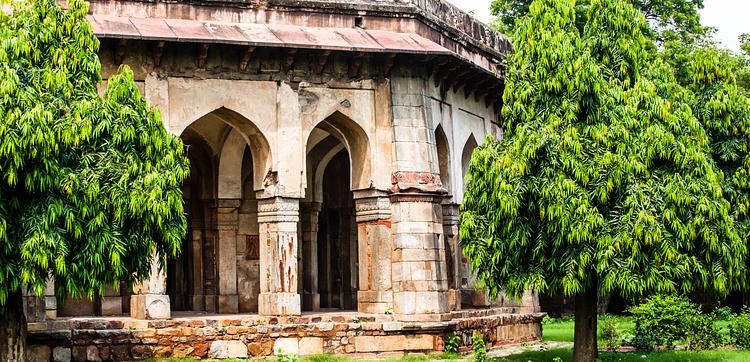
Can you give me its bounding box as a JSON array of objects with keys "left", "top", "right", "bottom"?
[
  {"left": 258, "top": 197, "right": 301, "bottom": 316},
  {"left": 354, "top": 190, "right": 393, "bottom": 314},
  {"left": 131, "top": 253, "right": 170, "bottom": 319},
  {"left": 390, "top": 191, "right": 450, "bottom": 322},
  {"left": 217, "top": 199, "right": 240, "bottom": 313},
  {"left": 190, "top": 212, "right": 205, "bottom": 312},
  {"left": 442, "top": 202, "right": 461, "bottom": 311},
  {"left": 301, "top": 202, "right": 321, "bottom": 311}
]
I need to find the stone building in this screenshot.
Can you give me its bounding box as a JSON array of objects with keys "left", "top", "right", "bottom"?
[{"left": 26, "top": 0, "right": 543, "bottom": 359}]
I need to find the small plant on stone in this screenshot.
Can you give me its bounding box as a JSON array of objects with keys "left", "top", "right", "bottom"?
[
  {"left": 350, "top": 317, "right": 361, "bottom": 323},
  {"left": 471, "top": 332, "right": 487, "bottom": 362},
  {"left": 277, "top": 350, "right": 300, "bottom": 362},
  {"left": 444, "top": 333, "right": 460, "bottom": 354},
  {"left": 384, "top": 307, "right": 393, "bottom": 315}
]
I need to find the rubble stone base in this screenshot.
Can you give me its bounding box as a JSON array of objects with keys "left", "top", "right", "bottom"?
[{"left": 27, "top": 308, "right": 543, "bottom": 361}]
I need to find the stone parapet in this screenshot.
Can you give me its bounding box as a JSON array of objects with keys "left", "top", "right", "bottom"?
[{"left": 26, "top": 309, "right": 544, "bottom": 360}]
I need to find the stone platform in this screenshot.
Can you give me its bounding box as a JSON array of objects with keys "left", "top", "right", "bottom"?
[{"left": 27, "top": 308, "right": 544, "bottom": 361}]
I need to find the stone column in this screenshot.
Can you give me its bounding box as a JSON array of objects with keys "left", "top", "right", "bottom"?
[
  {"left": 390, "top": 192, "right": 450, "bottom": 322},
  {"left": 301, "top": 202, "right": 321, "bottom": 311},
  {"left": 354, "top": 190, "right": 394, "bottom": 314},
  {"left": 189, "top": 216, "right": 205, "bottom": 312},
  {"left": 258, "top": 197, "right": 301, "bottom": 316},
  {"left": 217, "top": 199, "right": 240, "bottom": 313},
  {"left": 442, "top": 202, "right": 461, "bottom": 311},
  {"left": 131, "top": 254, "right": 170, "bottom": 319}
]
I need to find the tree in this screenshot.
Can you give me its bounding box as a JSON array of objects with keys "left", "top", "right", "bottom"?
[
  {"left": 490, "top": 0, "right": 707, "bottom": 44},
  {"left": 0, "top": 0, "right": 189, "bottom": 359},
  {"left": 460, "top": 0, "right": 746, "bottom": 361}
]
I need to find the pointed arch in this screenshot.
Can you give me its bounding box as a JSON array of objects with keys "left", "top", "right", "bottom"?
[
  {"left": 435, "top": 124, "right": 452, "bottom": 194},
  {"left": 461, "top": 133, "right": 479, "bottom": 184},
  {"left": 306, "top": 111, "right": 371, "bottom": 191}
]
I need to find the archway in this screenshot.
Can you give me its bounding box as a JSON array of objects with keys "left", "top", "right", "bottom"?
[
  {"left": 168, "top": 107, "right": 270, "bottom": 313},
  {"left": 435, "top": 124, "right": 451, "bottom": 194},
  {"left": 301, "top": 113, "right": 368, "bottom": 311},
  {"left": 461, "top": 134, "right": 479, "bottom": 189}
]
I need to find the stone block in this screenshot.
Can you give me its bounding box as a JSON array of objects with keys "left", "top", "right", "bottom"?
[
  {"left": 298, "top": 337, "right": 323, "bottom": 355},
  {"left": 218, "top": 294, "right": 239, "bottom": 314},
  {"left": 100, "top": 296, "right": 122, "bottom": 316},
  {"left": 259, "top": 292, "right": 301, "bottom": 316},
  {"left": 27, "top": 345, "right": 51, "bottom": 362},
  {"left": 130, "top": 294, "right": 170, "bottom": 319},
  {"left": 52, "top": 347, "right": 72, "bottom": 362},
  {"left": 87, "top": 345, "right": 101, "bottom": 361},
  {"left": 354, "top": 335, "right": 433, "bottom": 352},
  {"left": 273, "top": 338, "right": 299, "bottom": 355},
  {"left": 209, "top": 340, "right": 248, "bottom": 359}
]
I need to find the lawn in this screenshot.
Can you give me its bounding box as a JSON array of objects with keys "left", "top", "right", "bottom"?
[{"left": 496, "top": 348, "right": 750, "bottom": 361}]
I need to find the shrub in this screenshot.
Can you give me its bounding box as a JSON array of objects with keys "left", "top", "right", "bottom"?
[
  {"left": 598, "top": 317, "right": 620, "bottom": 350},
  {"left": 629, "top": 295, "right": 712, "bottom": 350},
  {"left": 471, "top": 332, "right": 487, "bottom": 362},
  {"left": 444, "top": 334, "right": 460, "bottom": 354},
  {"left": 684, "top": 313, "right": 722, "bottom": 350},
  {"left": 712, "top": 306, "right": 735, "bottom": 320},
  {"left": 277, "top": 351, "right": 299, "bottom": 362},
  {"left": 730, "top": 307, "right": 750, "bottom": 349}
]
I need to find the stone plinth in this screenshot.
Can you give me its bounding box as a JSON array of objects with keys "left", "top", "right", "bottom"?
[
  {"left": 258, "top": 197, "right": 301, "bottom": 316},
  {"left": 26, "top": 308, "right": 544, "bottom": 359}
]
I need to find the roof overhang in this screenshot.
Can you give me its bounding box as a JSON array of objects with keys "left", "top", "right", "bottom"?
[{"left": 88, "top": 15, "right": 452, "bottom": 56}]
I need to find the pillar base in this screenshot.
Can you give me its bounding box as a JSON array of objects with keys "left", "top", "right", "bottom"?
[
  {"left": 259, "top": 293, "right": 301, "bottom": 316},
  {"left": 218, "top": 295, "right": 239, "bottom": 314},
  {"left": 303, "top": 292, "right": 320, "bottom": 312},
  {"left": 130, "top": 294, "right": 170, "bottom": 320},
  {"left": 461, "top": 288, "right": 493, "bottom": 308},
  {"left": 191, "top": 295, "right": 205, "bottom": 312},
  {"left": 357, "top": 291, "right": 393, "bottom": 314},
  {"left": 393, "top": 291, "right": 449, "bottom": 321},
  {"left": 101, "top": 296, "right": 123, "bottom": 316},
  {"left": 448, "top": 289, "right": 461, "bottom": 311}
]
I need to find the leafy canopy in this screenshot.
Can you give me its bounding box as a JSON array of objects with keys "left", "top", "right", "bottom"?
[
  {"left": 460, "top": 0, "right": 746, "bottom": 299},
  {"left": 490, "top": 0, "right": 706, "bottom": 44},
  {"left": 0, "top": 0, "right": 189, "bottom": 304}
]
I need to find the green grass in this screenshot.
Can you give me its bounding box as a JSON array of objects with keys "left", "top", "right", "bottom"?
[
  {"left": 542, "top": 315, "right": 729, "bottom": 346},
  {"left": 496, "top": 348, "right": 750, "bottom": 361}
]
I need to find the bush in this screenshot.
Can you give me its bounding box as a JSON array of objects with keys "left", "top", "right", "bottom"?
[
  {"left": 684, "top": 313, "right": 722, "bottom": 350},
  {"left": 712, "top": 306, "right": 735, "bottom": 320},
  {"left": 598, "top": 317, "right": 620, "bottom": 350},
  {"left": 730, "top": 307, "right": 750, "bottom": 349},
  {"left": 471, "top": 332, "right": 487, "bottom": 362},
  {"left": 629, "top": 295, "right": 719, "bottom": 350}
]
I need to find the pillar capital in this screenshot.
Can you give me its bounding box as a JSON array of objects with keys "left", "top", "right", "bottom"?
[
  {"left": 353, "top": 189, "right": 391, "bottom": 222},
  {"left": 258, "top": 197, "right": 299, "bottom": 224}
]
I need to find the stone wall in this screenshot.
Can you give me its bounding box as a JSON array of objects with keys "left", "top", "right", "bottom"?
[{"left": 26, "top": 309, "right": 543, "bottom": 361}]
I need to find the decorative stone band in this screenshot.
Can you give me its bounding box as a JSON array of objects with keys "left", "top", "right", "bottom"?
[
  {"left": 391, "top": 171, "right": 448, "bottom": 194},
  {"left": 441, "top": 202, "right": 460, "bottom": 226},
  {"left": 353, "top": 189, "right": 392, "bottom": 223},
  {"left": 389, "top": 192, "right": 444, "bottom": 204},
  {"left": 257, "top": 197, "right": 300, "bottom": 224}
]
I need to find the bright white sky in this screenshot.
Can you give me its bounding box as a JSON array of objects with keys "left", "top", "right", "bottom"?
[{"left": 450, "top": 0, "right": 749, "bottom": 52}]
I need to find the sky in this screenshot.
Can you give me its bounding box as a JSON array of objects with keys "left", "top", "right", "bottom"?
[{"left": 450, "top": 0, "right": 749, "bottom": 53}]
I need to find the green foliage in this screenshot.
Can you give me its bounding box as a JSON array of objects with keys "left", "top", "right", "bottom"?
[
  {"left": 277, "top": 351, "right": 300, "bottom": 362},
  {"left": 629, "top": 295, "right": 720, "bottom": 350},
  {"left": 598, "top": 317, "right": 620, "bottom": 350},
  {"left": 729, "top": 307, "right": 750, "bottom": 349},
  {"left": 489, "top": 0, "right": 707, "bottom": 44},
  {"left": 0, "top": 0, "right": 189, "bottom": 304},
  {"left": 712, "top": 306, "right": 735, "bottom": 321},
  {"left": 443, "top": 334, "right": 460, "bottom": 354},
  {"left": 460, "top": 0, "right": 744, "bottom": 304},
  {"left": 471, "top": 332, "right": 487, "bottom": 362}
]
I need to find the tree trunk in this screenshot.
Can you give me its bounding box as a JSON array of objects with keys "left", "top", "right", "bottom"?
[
  {"left": 573, "top": 288, "right": 598, "bottom": 362},
  {"left": 0, "top": 290, "right": 26, "bottom": 362}
]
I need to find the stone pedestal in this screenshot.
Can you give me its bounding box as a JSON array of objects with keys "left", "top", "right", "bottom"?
[
  {"left": 131, "top": 254, "right": 171, "bottom": 319},
  {"left": 301, "top": 202, "right": 321, "bottom": 311},
  {"left": 390, "top": 193, "right": 450, "bottom": 322},
  {"left": 354, "top": 190, "right": 394, "bottom": 314},
  {"left": 258, "top": 197, "right": 301, "bottom": 316}
]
